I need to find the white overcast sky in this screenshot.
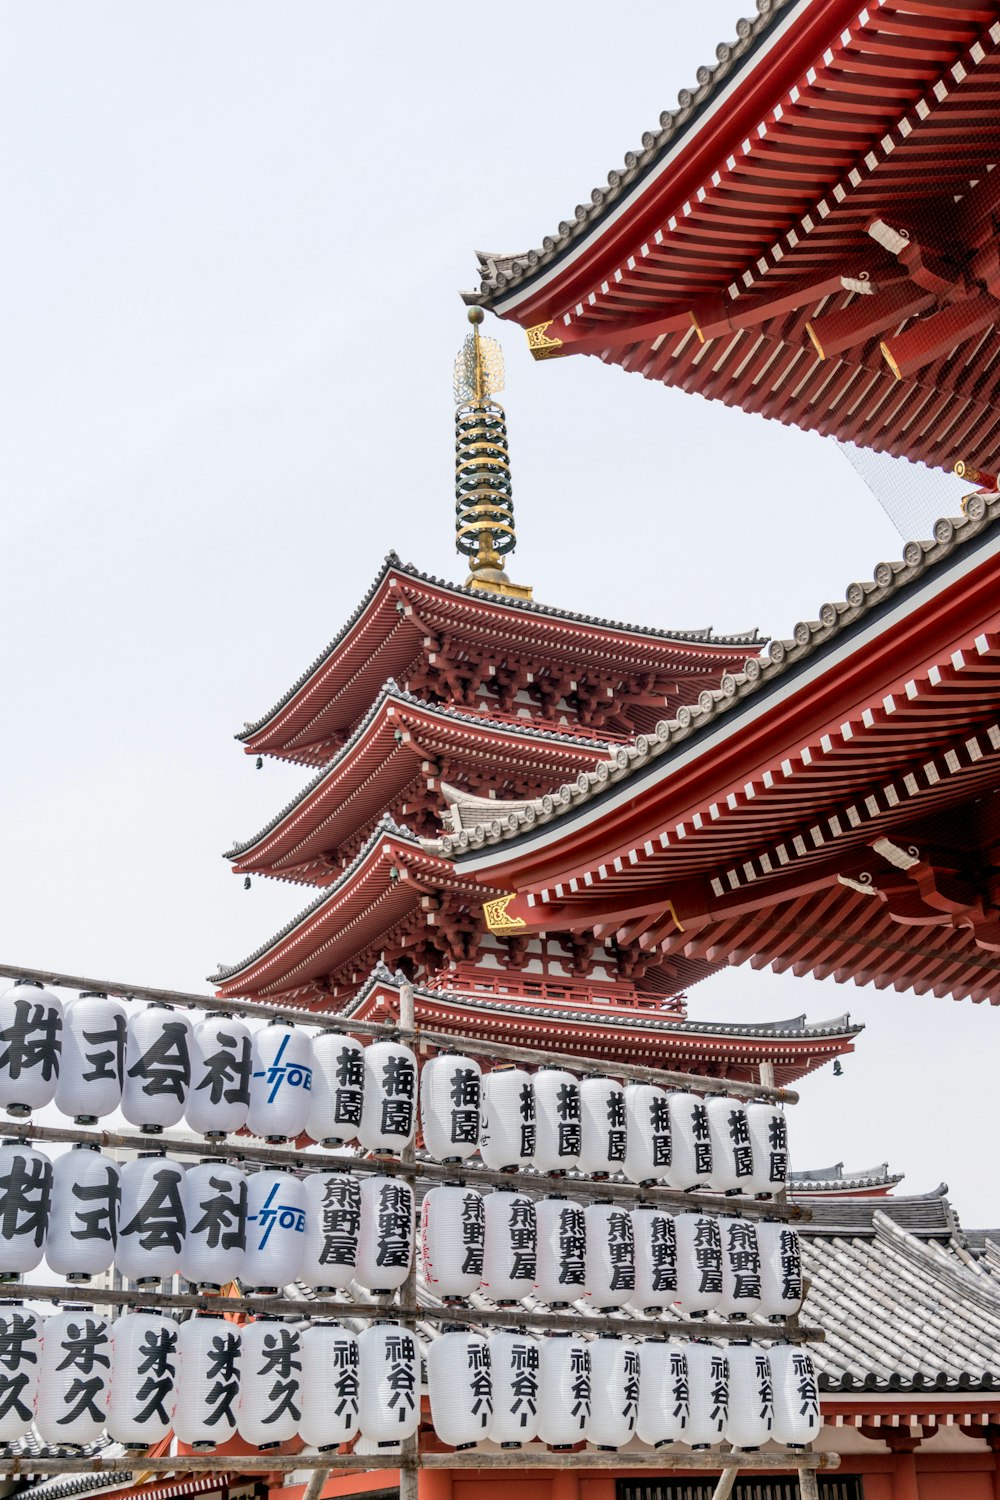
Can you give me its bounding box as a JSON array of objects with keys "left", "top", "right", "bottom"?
[{"left": 3, "top": 2, "right": 994, "bottom": 1222}]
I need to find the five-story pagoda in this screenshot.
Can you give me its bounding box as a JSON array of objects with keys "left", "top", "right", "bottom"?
[{"left": 213, "top": 314, "right": 857, "bottom": 1086}]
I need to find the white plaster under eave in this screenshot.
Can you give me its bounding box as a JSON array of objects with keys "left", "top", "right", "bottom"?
[{"left": 818, "top": 1421, "right": 992, "bottom": 1455}]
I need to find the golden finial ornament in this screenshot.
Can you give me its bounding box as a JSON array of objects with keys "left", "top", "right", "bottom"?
[{"left": 454, "top": 308, "right": 532, "bottom": 600}]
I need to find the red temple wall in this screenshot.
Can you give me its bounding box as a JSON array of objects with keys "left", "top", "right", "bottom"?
[{"left": 282, "top": 1454, "right": 1000, "bottom": 1500}]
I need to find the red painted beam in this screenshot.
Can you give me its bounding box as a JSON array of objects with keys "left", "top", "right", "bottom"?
[
  {"left": 805, "top": 280, "right": 936, "bottom": 359},
  {"left": 881, "top": 293, "right": 1000, "bottom": 380}
]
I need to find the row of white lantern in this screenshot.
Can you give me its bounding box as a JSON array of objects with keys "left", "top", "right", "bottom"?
[
  {"left": 0, "top": 1303, "right": 820, "bottom": 1453},
  {"left": 428, "top": 1330, "right": 820, "bottom": 1451},
  {"left": 0, "top": 1143, "right": 411, "bottom": 1294},
  {"left": 0, "top": 1143, "right": 802, "bottom": 1314},
  {"left": 423, "top": 1187, "right": 802, "bottom": 1317},
  {"left": 0, "top": 985, "right": 788, "bottom": 1194}
]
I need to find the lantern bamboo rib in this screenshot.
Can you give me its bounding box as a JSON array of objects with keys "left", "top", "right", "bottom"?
[
  {"left": 0, "top": 962, "right": 798, "bottom": 1104},
  {"left": 1, "top": 1282, "right": 823, "bottom": 1343},
  {"left": 0, "top": 1451, "right": 839, "bottom": 1475},
  {"left": 0, "top": 1119, "right": 807, "bottom": 1223}
]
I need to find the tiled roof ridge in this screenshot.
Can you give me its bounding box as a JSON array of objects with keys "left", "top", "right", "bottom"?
[
  {"left": 873, "top": 1210, "right": 1000, "bottom": 1315},
  {"left": 791, "top": 1162, "right": 903, "bottom": 1189},
  {"left": 442, "top": 492, "right": 1000, "bottom": 858},
  {"left": 466, "top": 0, "right": 794, "bottom": 304},
  {"left": 210, "top": 814, "right": 420, "bottom": 983},
  {"left": 237, "top": 554, "right": 765, "bottom": 743},
  {"left": 345, "top": 964, "right": 861, "bottom": 1040},
  {"left": 224, "top": 680, "right": 615, "bottom": 860}
]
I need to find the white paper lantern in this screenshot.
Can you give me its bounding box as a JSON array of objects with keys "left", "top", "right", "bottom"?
[
  {"left": 584, "top": 1202, "right": 635, "bottom": 1308},
  {"left": 36, "top": 1307, "right": 111, "bottom": 1445},
  {"left": 535, "top": 1197, "right": 586, "bottom": 1306},
  {"left": 685, "top": 1340, "right": 729, "bottom": 1448},
  {"left": 487, "top": 1331, "right": 539, "bottom": 1446},
  {"left": 0, "top": 1304, "right": 43, "bottom": 1441},
  {"left": 533, "top": 1069, "right": 582, "bottom": 1174},
  {"left": 299, "top": 1322, "right": 359, "bottom": 1448},
  {"left": 306, "top": 1032, "right": 365, "bottom": 1147},
  {"left": 746, "top": 1102, "right": 789, "bottom": 1195},
  {"left": 674, "top": 1211, "right": 723, "bottom": 1315},
  {"left": 635, "top": 1339, "right": 689, "bottom": 1446},
  {"left": 0, "top": 1141, "right": 51, "bottom": 1275},
  {"left": 107, "top": 1311, "right": 177, "bottom": 1447},
  {"left": 359, "top": 1041, "right": 417, "bottom": 1154},
  {"left": 631, "top": 1207, "right": 678, "bottom": 1310},
  {"left": 357, "top": 1175, "right": 414, "bottom": 1293},
  {"left": 46, "top": 1145, "right": 120, "bottom": 1281},
  {"left": 585, "top": 1337, "right": 639, "bottom": 1449},
  {"left": 186, "top": 1014, "right": 251, "bottom": 1137},
  {"left": 0, "top": 981, "right": 62, "bottom": 1117},
  {"left": 173, "top": 1315, "right": 242, "bottom": 1448},
  {"left": 121, "top": 1005, "right": 192, "bottom": 1133},
  {"left": 238, "top": 1318, "right": 302, "bottom": 1447},
  {"left": 725, "top": 1342, "right": 773, "bottom": 1449},
  {"left": 181, "top": 1160, "right": 247, "bottom": 1289},
  {"left": 718, "top": 1216, "right": 762, "bottom": 1318},
  {"left": 299, "top": 1171, "right": 361, "bottom": 1292},
  {"left": 705, "top": 1095, "right": 754, "bottom": 1194},
  {"left": 56, "top": 992, "right": 125, "bottom": 1123},
  {"left": 243, "top": 1168, "right": 306, "bottom": 1291},
  {"left": 481, "top": 1190, "right": 535, "bottom": 1303},
  {"left": 420, "top": 1053, "right": 482, "bottom": 1162},
  {"left": 769, "top": 1344, "right": 821, "bottom": 1446},
  {"left": 248, "top": 1022, "right": 314, "bottom": 1142},
  {"left": 623, "top": 1084, "right": 672, "bottom": 1184},
  {"left": 357, "top": 1322, "right": 420, "bottom": 1444},
  {"left": 479, "top": 1066, "right": 534, "bottom": 1170},
  {"left": 420, "top": 1184, "right": 484, "bottom": 1301},
  {"left": 666, "top": 1091, "right": 713, "bottom": 1190},
  {"left": 428, "top": 1329, "right": 492, "bottom": 1447},
  {"left": 536, "top": 1334, "right": 590, "bottom": 1447},
  {"left": 117, "top": 1154, "right": 186, "bottom": 1285},
  {"left": 578, "top": 1076, "right": 627, "bottom": 1176},
  {"left": 757, "top": 1222, "right": 804, "bottom": 1317}
]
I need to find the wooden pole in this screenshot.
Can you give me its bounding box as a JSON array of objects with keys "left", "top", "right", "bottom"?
[
  {"left": 4, "top": 1281, "right": 823, "bottom": 1342},
  {"left": 0, "top": 1119, "right": 807, "bottom": 1223},
  {"left": 0, "top": 1451, "right": 839, "bottom": 1475},
  {"left": 0, "top": 962, "right": 798, "bottom": 1103},
  {"left": 710, "top": 1470, "right": 739, "bottom": 1500},
  {"left": 798, "top": 1469, "right": 822, "bottom": 1499},
  {"left": 399, "top": 978, "right": 421, "bottom": 1500}
]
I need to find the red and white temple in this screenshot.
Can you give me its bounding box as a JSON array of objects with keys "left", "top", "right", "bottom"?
[{"left": 25, "top": 7, "right": 994, "bottom": 1500}]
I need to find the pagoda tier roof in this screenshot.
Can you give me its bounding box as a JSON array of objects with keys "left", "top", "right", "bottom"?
[
  {"left": 791, "top": 1161, "right": 906, "bottom": 1195},
  {"left": 225, "top": 681, "right": 612, "bottom": 884},
  {"left": 450, "top": 491, "right": 1000, "bottom": 1003},
  {"left": 237, "top": 553, "right": 763, "bottom": 765},
  {"left": 212, "top": 817, "right": 501, "bottom": 1002},
  {"left": 470, "top": 0, "right": 1000, "bottom": 475},
  {"left": 343, "top": 964, "right": 859, "bottom": 1081}
]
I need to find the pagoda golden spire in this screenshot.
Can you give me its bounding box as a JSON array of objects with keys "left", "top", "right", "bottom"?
[{"left": 453, "top": 308, "right": 532, "bottom": 601}]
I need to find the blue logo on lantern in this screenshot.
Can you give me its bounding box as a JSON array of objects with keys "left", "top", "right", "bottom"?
[
  {"left": 248, "top": 1181, "right": 306, "bottom": 1248},
  {"left": 253, "top": 1032, "right": 313, "bottom": 1103}
]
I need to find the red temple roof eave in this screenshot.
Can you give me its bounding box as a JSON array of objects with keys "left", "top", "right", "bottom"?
[
  {"left": 226, "top": 686, "right": 614, "bottom": 877},
  {"left": 480, "top": 0, "right": 862, "bottom": 324},
  {"left": 474, "top": 7, "right": 1000, "bottom": 472},
  {"left": 237, "top": 559, "right": 763, "bottom": 761},
  {"left": 480, "top": 1, "right": 994, "bottom": 320},
  {"left": 213, "top": 826, "right": 503, "bottom": 997},
  {"left": 451, "top": 497, "right": 1000, "bottom": 892}
]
